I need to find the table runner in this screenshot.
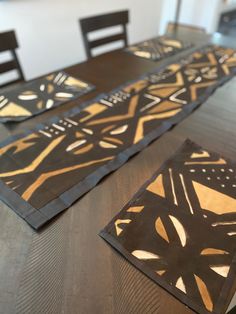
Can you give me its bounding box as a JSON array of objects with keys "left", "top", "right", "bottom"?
[
  {"left": 0, "top": 71, "right": 94, "bottom": 122},
  {"left": 126, "top": 36, "right": 193, "bottom": 61},
  {"left": 100, "top": 140, "right": 236, "bottom": 314},
  {"left": 0, "top": 44, "right": 236, "bottom": 229}
]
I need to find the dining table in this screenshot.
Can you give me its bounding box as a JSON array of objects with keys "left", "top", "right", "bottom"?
[{"left": 0, "top": 29, "right": 235, "bottom": 314}]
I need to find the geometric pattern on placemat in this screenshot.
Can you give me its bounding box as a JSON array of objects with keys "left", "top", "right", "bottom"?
[
  {"left": 100, "top": 140, "right": 236, "bottom": 314},
  {"left": 0, "top": 45, "right": 236, "bottom": 229},
  {"left": 126, "top": 36, "right": 193, "bottom": 61},
  {"left": 0, "top": 71, "right": 94, "bottom": 122}
]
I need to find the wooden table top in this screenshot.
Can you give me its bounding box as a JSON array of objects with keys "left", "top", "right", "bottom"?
[{"left": 0, "top": 30, "right": 236, "bottom": 314}]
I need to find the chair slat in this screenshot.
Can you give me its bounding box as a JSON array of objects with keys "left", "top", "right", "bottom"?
[
  {"left": 0, "top": 30, "right": 24, "bottom": 88},
  {"left": 0, "top": 60, "right": 17, "bottom": 74},
  {"left": 0, "top": 31, "right": 18, "bottom": 52},
  {"left": 80, "top": 11, "right": 129, "bottom": 33},
  {"left": 89, "top": 33, "right": 126, "bottom": 49}
]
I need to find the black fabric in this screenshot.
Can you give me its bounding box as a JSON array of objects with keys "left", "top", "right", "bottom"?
[
  {"left": 0, "top": 45, "right": 235, "bottom": 229},
  {"left": 100, "top": 140, "right": 236, "bottom": 314},
  {"left": 126, "top": 36, "right": 193, "bottom": 61},
  {"left": 0, "top": 71, "right": 94, "bottom": 122}
]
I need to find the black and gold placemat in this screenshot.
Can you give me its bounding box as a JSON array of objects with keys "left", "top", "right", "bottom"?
[
  {"left": 100, "top": 140, "right": 236, "bottom": 314},
  {"left": 0, "top": 45, "right": 236, "bottom": 229},
  {"left": 126, "top": 36, "right": 193, "bottom": 61},
  {"left": 0, "top": 72, "right": 94, "bottom": 122}
]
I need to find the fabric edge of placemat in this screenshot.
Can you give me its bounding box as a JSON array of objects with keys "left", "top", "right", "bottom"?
[
  {"left": 99, "top": 139, "right": 236, "bottom": 314},
  {"left": 0, "top": 71, "right": 95, "bottom": 123}
]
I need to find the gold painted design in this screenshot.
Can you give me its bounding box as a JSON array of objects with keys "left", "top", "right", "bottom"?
[
  {"left": 103, "top": 137, "right": 123, "bottom": 145},
  {"left": 188, "top": 52, "right": 217, "bottom": 68},
  {"left": 148, "top": 101, "right": 181, "bottom": 114},
  {"left": 123, "top": 80, "right": 148, "bottom": 93},
  {"left": 169, "top": 168, "right": 178, "bottom": 206},
  {"left": 176, "top": 277, "right": 187, "bottom": 294},
  {"left": 74, "top": 144, "right": 94, "bottom": 155},
  {"left": 155, "top": 217, "right": 170, "bottom": 243},
  {"left": 190, "top": 81, "right": 216, "bottom": 101},
  {"left": 66, "top": 139, "right": 87, "bottom": 152},
  {"left": 80, "top": 103, "right": 107, "bottom": 123},
  {"left": 192, "top": 181, "right": 236, "bottom": 215},
  {"left": 210, "top": 266, "right": 230, "bottom": 278},
  {"left": 228, "top": 232, "right": 236, "bottom": 236},
  {"left": 47, "top": 84, "right": 54, "bottom": 93},
  {"left": 0, "top": 102, "right": 32, "bottom": 117},
  {"left": 36, "top": 101, "right": 43, "bottom": 109},
  {"left": 18, "top": 92, "right": 37, "bottom": 100},
  {"left": 222, "top": 64, "right": 230, "bottom": 75},
  {"left": 0, "top": 134, "right": 39, "bottom": 155},
  {"left": 207, "top": 53, "right": 217, "bottom": 66},
  {"left": 226, "top": 56, "right": 236, "bottom": 63},
  {"left": 179, "top": 173, "right": 194, "bottom": 214},
  {"left": 64, "top": 77, "right": 88, "bottom": 88},
  {"left": 134, "top": 51, "right": 152, "bottom": 59},
  {"left": 194, "top": 274, "right": 213, "bottom": 312},
  {"left": 201, "top": 248, "right": 229, "bottom": 255},
  {"left": 169, "top": 88, "right": 187, "bottom": 104},
  {"left": 22, "top": 156, "right": 114, "bottom": 201},
  {"left": 169, "top": 215, "right": 187, "bottom": 247},
  {"left": 101, "top": 125, "right": 116, "bottom": 134},
  {"left": 75, "top": 131, "right": 84, "bottom": 138},
  {"left": 150, "top": 87, "right": 179, "bottom": 98},
  {"left": 164, "top": 39, "right": 182, "bottom": 49},
  {"left": 82, "top": 128, "right": 93, "bottom": 135},
  {"left": 0, "top": 136, "right": 65, "bottom": 178},
  {"left": 46, "top": 99, "right": 54, "bottom": 109},
  {"left": 185, "top": 158, "right": 226, "bottom": 165},
  {"left": 133, "top": 109, "right": 181, "bottom": 144},
  {"left": 212, "top": 221, "right": 236, "bottom": 227},
  {"left": 55, "top": 92, "right": 73, "bottom": 99},
  {"left": 132, "top": 250, "right": 161, "bottom": 260},
  {"left": 190, "top": 151, "right": 210, "bottom": 159},
  {"left": 88, "top": 95, "right": 139, "bottom": 126},
  {"left": 99, "top": 141, "right": 117, "bottom": 149},
  {"left": 115, "top": 219, "right": 132, "bottom": 236},
  {"left": 110, "top": 125, "right": 128, "bottom": 135},
  {"left": 46, "top": 74, "right": 54, "bottom": 80},
  {"left": 147, "top": 174, "right": 165, "bottom": 198},
  {"left": 127, "top": 206, "right": 144, "bottom": 213},
  {"left": 148, "top": 72, "right": 184, "bottom": 91}
]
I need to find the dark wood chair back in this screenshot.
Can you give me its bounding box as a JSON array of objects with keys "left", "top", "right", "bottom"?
[
  {"left": 166, "top": 22, "right": 206, "bottom": 34},
  {"left": 0, "top": 30, "right": 25, "bottom": 88},
  {"left": 80, "top": 11, "right": 129, "bottom": 59}
]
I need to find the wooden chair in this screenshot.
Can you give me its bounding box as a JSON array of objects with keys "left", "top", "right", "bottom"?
[
  {"left": 0, "top": 30, "right": 24, "bottom": 88},
  {"left": 166, "top": 22, "right": 206, "bottom": 34},
  {"left": 79, "top": 11, "right": 129, "bottom": 59}
]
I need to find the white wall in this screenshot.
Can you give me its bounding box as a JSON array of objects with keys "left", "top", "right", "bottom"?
[
  {"left": 179, "top": 0, "right": 221, "bottom": 33},
  {"left": 2, "top": 0, "right": 236, "bottom": 81},
  {"left": 159, "top": 0, "right": 236, "bottom": 35},
  {"left": 0, "top": 0, "right": 164, "bottom": 80},
  {"left": 159, "top": 0, "right": 222, "bottom": 34}
]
